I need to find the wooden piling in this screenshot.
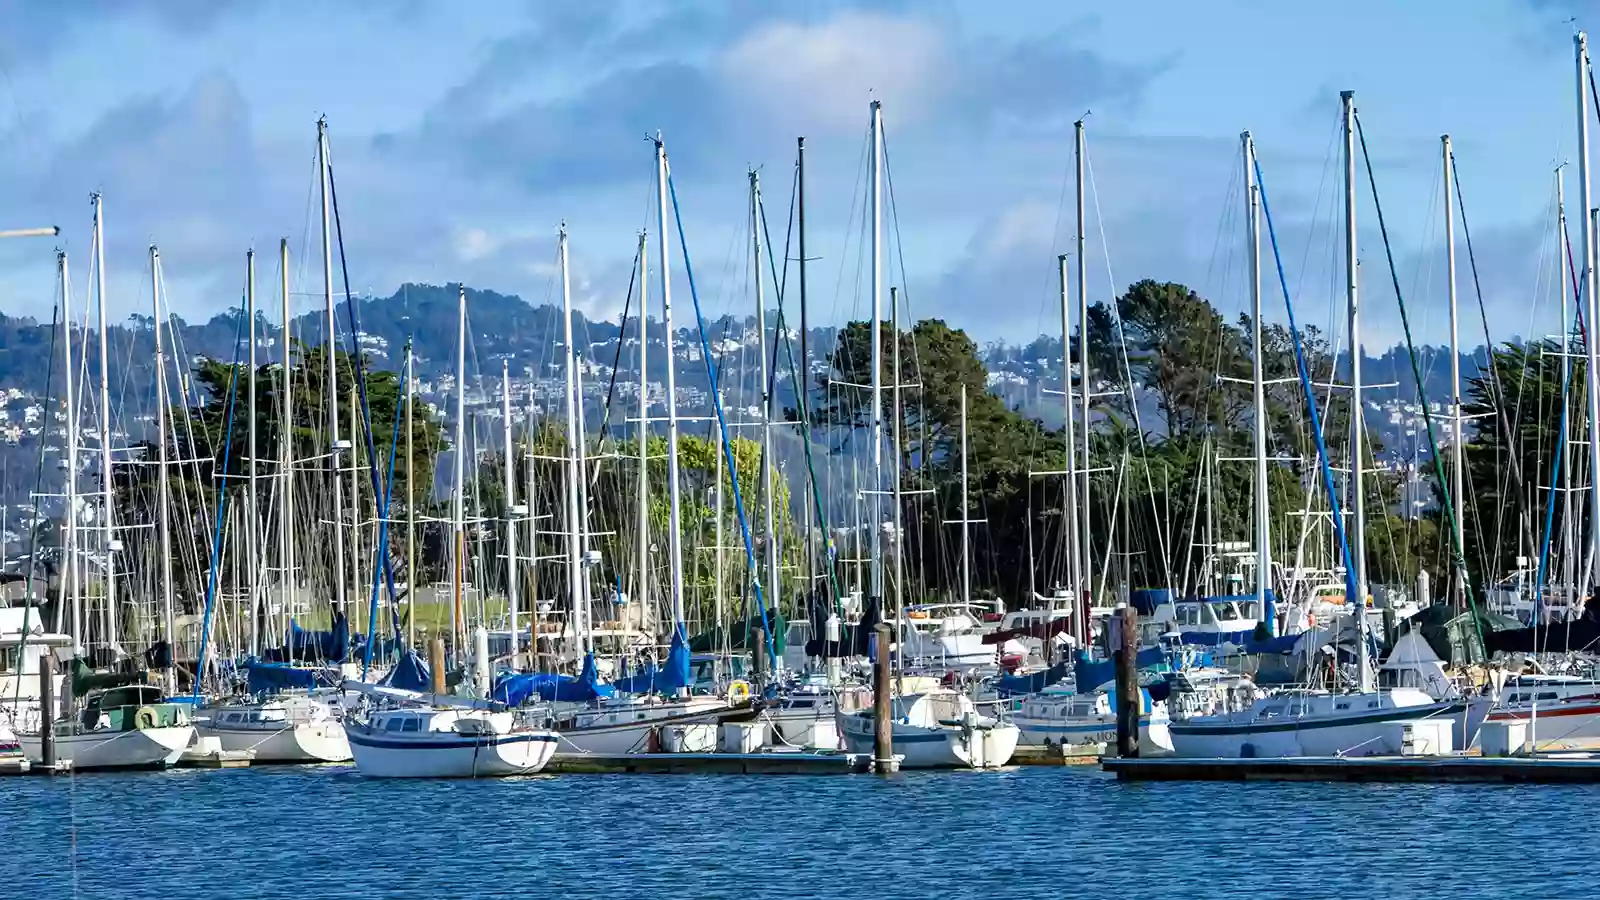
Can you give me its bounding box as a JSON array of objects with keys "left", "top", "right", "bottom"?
[
  {"left": 428, "top": 637, "right": 447, "bottom": 697},
  {"left": 873, "top": 623, "right": 897, "bottom": 773},
  {"left": 1113, "top": 605, "right": 1139, "bottom": 758},
  {"left": 38, "top": 649, "right": 55, "bottom": 768}
]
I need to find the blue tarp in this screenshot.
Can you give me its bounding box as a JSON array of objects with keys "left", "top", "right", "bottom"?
[
  {"left": 995, "top": 660, "right": 1071, "bottom": 697},
  {"left": 1243, "top": 633, "right": 1300, "bottom": 655},
  {"left": 492, "top": 652, "right": 616, "bottom": 706},
  {"left": 610, "top": 629, "right": 695, "bottom": 695},
  {"left": 241, "top": 660, "right": 337, "bottom": 695},
  {"left": 1130, "top": 588, "right": 1173, "bottom": 617},
  {"left": 383, "top": 648, "right": 431, "bottom": 692},
  {"left": 1072, "top": 647, "right": 1168, "bottom": 692},
  {"left": 262, "top": 612, "right": 350, "bottom": 664}
]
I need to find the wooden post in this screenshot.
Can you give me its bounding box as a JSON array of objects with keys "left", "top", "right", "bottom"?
[
  {"left": 428, "top": 636, "right": 447, "bottom": 698},
  {"left": 38, "top": 649, "right": 56, "bottom": 767},
  {"left": 873, "top": 623, "right": 897, "bottom": 773},
  {"left": 1114, "top": 605, "right": 1140, "bottom": 758},
  {"left": 752, "top": 626, "right": 767, "bottom": 683}
]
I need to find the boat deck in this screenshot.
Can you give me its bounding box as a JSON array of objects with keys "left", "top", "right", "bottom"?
[{"left": 1104, "top": 753, "right": 1600, "bottom": 783}]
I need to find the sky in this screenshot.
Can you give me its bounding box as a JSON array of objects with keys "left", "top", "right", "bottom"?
[{"left": 0, "top": 0, "right": 1591, "bottom": 350}]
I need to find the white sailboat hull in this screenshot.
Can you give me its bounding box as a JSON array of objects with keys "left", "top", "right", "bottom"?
[
  {"left": 555, "top": 698, "right": 729, "bottom": 756},
  {"left": 21, "top": 725, "right": 194, "bottom": 770},
  {"left": 347, "top": 727, "right": 557, "bottom": 778},
  {"left": 838, "top": 712, "right": 1019, "bottom": 769},
  {"left": 199, "top": 721, "right": 352, "bottom": 763},
  {"left": 1015, "top": 711, "right": 1173, "bottom": 755},
  {"left": 1169, "top": 702, "right": 1464, "bottom": 758}
]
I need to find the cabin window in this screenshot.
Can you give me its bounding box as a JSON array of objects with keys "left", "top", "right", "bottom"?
[
  {"left": 401, "top": 719, "right": 422, "bottom": 732},
  {"left": 1335, "top": 703, "right": 1350, "bottom": 710},
  {"left": 1539, "top": 693, "right": 1559, "bottom": 701},
  {"left": 384, "top": 718, "right": 403, "bottom": 732},
  {"left": 0, "top": 647, "right": 17, "bottom": 673},
  {"left": 1368, "top": 701, "right": 1379, "bottom": 709}
]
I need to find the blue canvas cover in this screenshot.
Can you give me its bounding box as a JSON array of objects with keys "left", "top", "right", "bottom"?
[
  {"left": 382, "top": 648, "right": 431, "bottom": 692},
  {"left": 242, "top": 659, "right": 335, "bottom": 695}
]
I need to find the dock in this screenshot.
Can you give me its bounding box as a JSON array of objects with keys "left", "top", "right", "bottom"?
[
  {"left": 1103, "top": 754, "right": 1600, "bottom": 784},
  {"left": 177, "top": 737, "right": 254, "bottom": 769},
  {"left": 1013, "top": 743, "right": 1102, "bottom": 766},
  {"left": 546, "top": 750, "right": 873, "bottom": 775}
]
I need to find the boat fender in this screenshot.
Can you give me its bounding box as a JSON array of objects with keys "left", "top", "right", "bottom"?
[
  {"left": 133, "top": 706, "right": 161, "bottom": 731},
  {"left": 728, "top": 680, "right": 752, "bottom": 704}
]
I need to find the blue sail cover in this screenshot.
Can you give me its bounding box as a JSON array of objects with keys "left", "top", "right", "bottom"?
[
  {"left": 996, "top": 660, "right": 1070, "bottom": 697},
  {"left": 242, "top": 659, "right": 337, "bottom": 695},
  {"left": 382, "top": 648, "right": 431, "bottom": 692},
  {"left": 492, "top": 652, "right": 615, "bottom": 706},
  {"left": 262, "top": 612, "right": 350, "bottom": 664},
  {"left": 611, "top": 662, "right": 659, "bottom": 694},
  {"left": 610, "top": 629, "right": 694, "bottom": 695},
  {"left": 657, "top": 628, "right": 692, "bottom": 693}
]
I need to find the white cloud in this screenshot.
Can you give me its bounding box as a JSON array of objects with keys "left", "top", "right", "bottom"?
[{"left": 718, "top": 12, "right": 947, "bottom": 133}]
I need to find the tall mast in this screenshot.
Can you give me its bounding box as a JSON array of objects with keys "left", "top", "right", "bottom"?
[
  {"left": 959, "top": 384, "right": 972, "bottom": 607},
  {"left": 452, "top": 286, "right": 467, "bottom": 654},
  {"left": 1559, "top": 168, "right": 1576, "bottom": 603},
  {"left": 245, "top": 249, "right": 260, "bottom": 656},
  {"left": 1074, "top": 119, "right": 1092, "bottom": 611},
  {"left": 890, "top": 286, "right": 905, "bottom": 621},
  {"left": 524, "top": 379, "right": 538, "bottom": 641},
  {"left": 656, "top": 136, "right": 687, "bottom": 638},
  {"left": 317, "top": 117, "right": 347, "bottom": 619},
  {"left": 797, "top": 136, "right": 815, "bottom": 591},
  {"left": 279, "top": 239, "right": 295, "bottom": 647},
  {"left": 1578, "top": 33, "right": 1600, "bottom": 595},
  {"left": 90, "top": 194, "right": 118, "bottom": 650},
  {"left": 59, "top": 251, "right": 80, "bottom": 644},
  {"left": 1341, "top": 90, "right": 1371, "bottom": 691},
  {"left": 752, "top": 171, "right": 780, "bottom": 620},
  {"left": 558, "top": 228, "right": 585, "bottom": 654},
  {"left": 404, "top": 344, "right": 415, "bottom": 650},
  {"left": 151, "top": 247, "right": 176, "bottom": 695},
  {"left": 634, "top": 231, "right": 650, "bottom": 626},
  {"left": 501, "top": 359, "right": 519, "bottom": 659},
  {"left": 1442, "top": 134, "right": 1465, "bottom": 614},
  {"left": 574, "top": 347, "right": 594, "bottom": 654},
  {"left": 1244, "top": 132, "right": 1273, "bottom": 634},
  {"left": 1058, "top": 254, "right": 1082, "bottom": 640},
  {"left": 869, "top": 100, "right": 886, "bottom": 619}
]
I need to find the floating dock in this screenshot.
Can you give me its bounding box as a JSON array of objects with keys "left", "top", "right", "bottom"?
[
  {"left": 1104, "top": 754, "right": 1600, "bottom": 784},
  {"left": 546, "top": 750, "right": 872, "bottom": 775},
  {"left": 1012, "top": 743, "right": 1102, "bottom": 766}
]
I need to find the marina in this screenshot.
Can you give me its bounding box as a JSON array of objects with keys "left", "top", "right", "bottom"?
[{"left": 8, "top": 4, "right": 1600, "bottom": 898}]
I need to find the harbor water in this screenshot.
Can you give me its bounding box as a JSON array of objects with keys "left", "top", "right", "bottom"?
[{"left": 5, "top": 766, "right": 1589, "bottom": 898}]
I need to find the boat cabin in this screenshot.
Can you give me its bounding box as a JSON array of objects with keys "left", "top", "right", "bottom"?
[{"left": 80, "top": 685, "right": 189, "bottom": 732}]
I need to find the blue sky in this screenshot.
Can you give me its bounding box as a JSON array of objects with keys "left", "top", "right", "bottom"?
[{"left": 0, "top": 1, "right": 1589, "bottom": 349}]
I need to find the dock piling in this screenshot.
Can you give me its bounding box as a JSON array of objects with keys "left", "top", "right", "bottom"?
[
  {"left": 429, "top": 636, "right": 447, "bottom": 697},
  {"left": 873, "top": 623, "right": 896, "bottom": 773},
  {"left": 1114, "top": 605, "right": 1139, "bottom": 758},
  {"left": 38, "top": 649, "right": 55, "bottom": 768}
]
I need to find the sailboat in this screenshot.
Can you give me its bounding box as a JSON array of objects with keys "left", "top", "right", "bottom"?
[
  {"left": 18, "top": 248, "right": 196, "bottom": 770},
  {"left": 197, "top": 125, "right": 353, "bottom": 762},
  {"left": 1169, "top": 103, "right": 1468, "bottom": 760}
]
